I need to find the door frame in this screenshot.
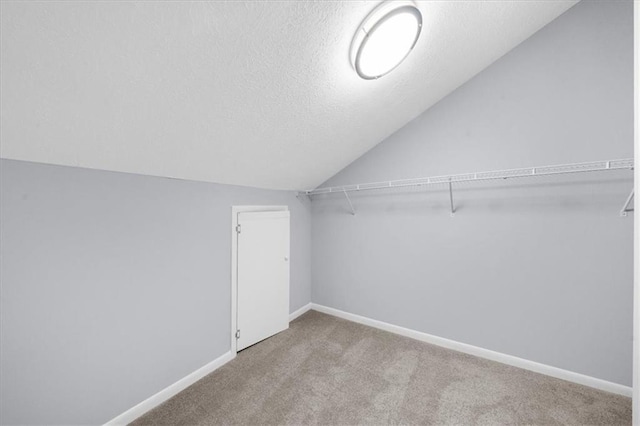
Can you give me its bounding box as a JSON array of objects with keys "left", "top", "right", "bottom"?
[{"left": 231, "top": 205, "right": 289, "bottom": 354}]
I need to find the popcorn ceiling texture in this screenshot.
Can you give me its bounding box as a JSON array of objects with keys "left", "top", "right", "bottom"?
[{"left": 0, "top": 1, "right": 576, "bottom": 190}]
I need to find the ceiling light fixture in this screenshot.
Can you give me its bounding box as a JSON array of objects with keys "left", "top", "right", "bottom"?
[{"left": 350, "top": 1, "right": 422, "bottom": 80}]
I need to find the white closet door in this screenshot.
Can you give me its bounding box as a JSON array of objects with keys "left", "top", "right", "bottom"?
[{"left": 237, "top": 210, "right": 290, "bottom": 351}]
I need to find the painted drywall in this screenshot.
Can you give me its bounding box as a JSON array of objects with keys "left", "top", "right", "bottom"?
[
  {"left": 0, "top": 159, "right": 311, "bottom": 425},
  {"left": 312, "top": 0, "right": 634, "bottom": 386}
]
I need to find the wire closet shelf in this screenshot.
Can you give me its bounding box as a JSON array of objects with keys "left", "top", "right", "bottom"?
[
  {"left": 301, "top": 158, "right": 635, "bottom": 217},
  {"left": 304, "top": 158, "right": 634, "bottom": 196}
]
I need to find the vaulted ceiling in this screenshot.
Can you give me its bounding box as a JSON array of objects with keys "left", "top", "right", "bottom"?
[{"left": 1, "top": 1, "right": 578, "bottom": 190}]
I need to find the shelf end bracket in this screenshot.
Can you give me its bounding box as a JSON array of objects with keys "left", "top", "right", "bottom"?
[{"left": 620, "top": 188, "right": 634, "bottom": 217}]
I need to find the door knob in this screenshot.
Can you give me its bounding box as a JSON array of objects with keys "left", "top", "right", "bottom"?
[{"left": 284, "top": 256, "right": 289, "bottom": 261}]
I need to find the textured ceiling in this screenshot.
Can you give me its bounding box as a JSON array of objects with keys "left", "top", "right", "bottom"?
[{"left": 1, "top": 1, "right": 578, "bottom": 190}]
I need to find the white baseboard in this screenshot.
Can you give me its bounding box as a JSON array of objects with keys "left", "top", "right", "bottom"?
[
  {"left": 310, "top": 303, "right": 632, "bottom": 397},
  {"left": 290, "top": 302, "right": 312, "bottom": 322},
  {"left": 104, "top": 351, "right": 235, "bottom": 425},
  {"left": 104, "top": 303, "right": 630, "bottom": 425},
  {"left": 105, "top": 303, "right": 311, "bottom": 425}
]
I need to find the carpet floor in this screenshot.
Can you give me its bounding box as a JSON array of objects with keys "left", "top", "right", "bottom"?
[{"left": 131, "top": 310, "right": 631, "bottom": 425}]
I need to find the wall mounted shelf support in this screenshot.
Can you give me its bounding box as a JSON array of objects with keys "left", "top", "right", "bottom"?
[
  {"left": 620, "top": 189, "right": 634, "bottom": 217},
  {"left": 343, "top": 189, "right": 356, "bottom": 215},
  {"left": 295, "top": 192, "right": 310, "bottom": 203},
  {"left": 448, "top": 180, "right": 455, "bottom": 216}
]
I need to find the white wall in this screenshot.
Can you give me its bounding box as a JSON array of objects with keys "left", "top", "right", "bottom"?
[
  {"left": 312, "top": 0, "right": 634, "bottom": 386},
  {"left": 0, "top": 159, "right": 311, "bottom": 425}
]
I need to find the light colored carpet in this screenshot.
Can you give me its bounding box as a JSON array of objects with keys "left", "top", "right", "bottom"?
[{"left": 131, "top": 310, "right": 631, "bottom": 425}]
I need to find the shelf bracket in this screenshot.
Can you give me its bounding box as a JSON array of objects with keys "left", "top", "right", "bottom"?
[
  {"left": 449, "top": 180, "right": 456, "bottom": 216},
  {"left": 620, "top": 189, "right": 634, "bottom": 217},
  {"left": 343, "top": 189, "right": 356, "bottom": 216},
  {"left": 295, "top": 192, "right": 309, "bottom": 202}
]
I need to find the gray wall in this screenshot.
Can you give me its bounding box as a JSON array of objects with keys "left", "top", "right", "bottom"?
[
  {"left": 0, "top": 1, "right": 634, "bottom": 424},
  {"left": 0, "top": 159, "right": 311, "bottom": 425},
  {"left": 312, "top": 0, "right": 634, "bottom": 386}
]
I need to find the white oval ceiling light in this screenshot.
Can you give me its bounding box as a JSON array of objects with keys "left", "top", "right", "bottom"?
[{"left": 350, "top": 1, "right": 422, "bottom": 80}]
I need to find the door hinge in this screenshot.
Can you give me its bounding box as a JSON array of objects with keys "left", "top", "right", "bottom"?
[
  {"left": 235, "top": 329, "right": 240, "bottom": 339},
  {"left": 235, "top": 224, "right": 241, "bottom": 234}
]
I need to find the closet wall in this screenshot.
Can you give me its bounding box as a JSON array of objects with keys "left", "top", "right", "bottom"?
[
  {"left": 312, "top": 0, "right": 634, "bottom": 386},
  {"left": 0, "top": 159, "right": 311, "bottom": 425}
]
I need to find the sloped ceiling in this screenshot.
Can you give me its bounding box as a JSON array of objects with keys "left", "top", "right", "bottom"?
[{"left": 0, "top": 1, "right": 578, "bottom": 190}]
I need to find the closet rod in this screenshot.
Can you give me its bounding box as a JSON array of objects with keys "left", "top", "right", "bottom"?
[{"left": 304, "top": 158, "right": 634, "bottom": 196}]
